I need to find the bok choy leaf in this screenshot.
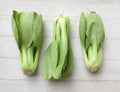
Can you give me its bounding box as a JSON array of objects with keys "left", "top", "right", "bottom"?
[
  {"left": 12, "top": 10, "right": 44, "bottom": 75},
  {"left": 42, "top": 14, "right": 73, "bottom": 79},
  {"left": 79, "top": 12, "right": 105, "bottom": 72}
]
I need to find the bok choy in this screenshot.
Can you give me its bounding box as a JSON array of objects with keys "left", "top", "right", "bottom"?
[
  {"left": 42, "top": 14, "right": 73, "bottom": 79},
  {"left": 12, "top": 10, "right": 44, "bottom": 75},
  {"left": 79, "top": 12, "right": 105, "bottom": 72}
]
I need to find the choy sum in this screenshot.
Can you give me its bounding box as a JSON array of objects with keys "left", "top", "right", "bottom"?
[
  {"left": 79, "top": 12, "right": 105, "bottom": 72},
  {"left": 12, "top": 10, "right": 44, "bottom": 75},
  {"left": 42, "top": 14, "right": 73, "bottom": 79}
]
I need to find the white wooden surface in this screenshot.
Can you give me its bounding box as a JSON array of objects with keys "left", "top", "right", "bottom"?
[{"left": 0, "top": 0, "right": 120, "bottom": 92}]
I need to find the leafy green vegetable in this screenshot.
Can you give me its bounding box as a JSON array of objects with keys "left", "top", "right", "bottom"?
[
  {"left": 42, "top": 14, "right": 73, "bottom": 79},
  {"left": 12, "top": 10, "right": 44, "bottom": 75},
  {"left": 79, "top": 12, "right": 105, "bottom": 72}
]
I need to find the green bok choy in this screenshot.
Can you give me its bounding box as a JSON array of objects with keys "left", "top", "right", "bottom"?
[
  {"left": 42, "top": 14, "right": 73, "bottom": 79},
  {"left": 79, "top": 12, "right": 105, "bottom": 72},
  {"left": 12, "top": 10, "right": 44, "bottom": 75}
]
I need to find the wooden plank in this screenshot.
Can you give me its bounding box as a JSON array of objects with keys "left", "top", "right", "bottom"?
[
  {"left": 0, "top": 58, "right": 120, "bottom": 80},
  {"left": 3, "top": 0, "right": 120, "bottom": 3},
  {"left": 0, "top": 15, "right": 120, "bottom": 38},
  {"left": 0, "top": 37, "right": 119, "bottom": 60},
  {"left": 0, "top": 15, "right": 120, "bottom": 39},
  {"left": 1, "top": 1, "right": 120, "bottom": 16},
  {"left": 0, "top": 80, "right": 120, "bottom": 92}
]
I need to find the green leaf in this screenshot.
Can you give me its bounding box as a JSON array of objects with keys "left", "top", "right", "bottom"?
[
  {"left": 12, "top": 11, "right": 20, "bottom": 48},
  {"left": 33, "top": 14, "right": 44, "bottom": 49},
  {"left": 62, "top": 39, "right": 73, "bottom": 76},
  {"left": 79, "top": 12, "right": 87, "bottom": 46},
  {"left": 42, "top": 41, "right": 59, "bottom": 79},
  {"left": 42, "top": 43, "right": 52, "bottom": 79},
  {"left": 86, "top": 12, "right": 105, "bottom": 47},
  {"left": 18, "top": 12, "right": 34, "bottom": 48}
]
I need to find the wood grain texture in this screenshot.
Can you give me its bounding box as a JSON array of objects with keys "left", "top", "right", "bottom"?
[
  {"left": 0, "top": 0, "right": 120, "bottom": 92},
  {"left": 1, "top": 80, "right": 120, "bottom": 92}
]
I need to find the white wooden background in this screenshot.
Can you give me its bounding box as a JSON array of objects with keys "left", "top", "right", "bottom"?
[{"left": 0, "top": 0, "right": 120, "bottom": 92}]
